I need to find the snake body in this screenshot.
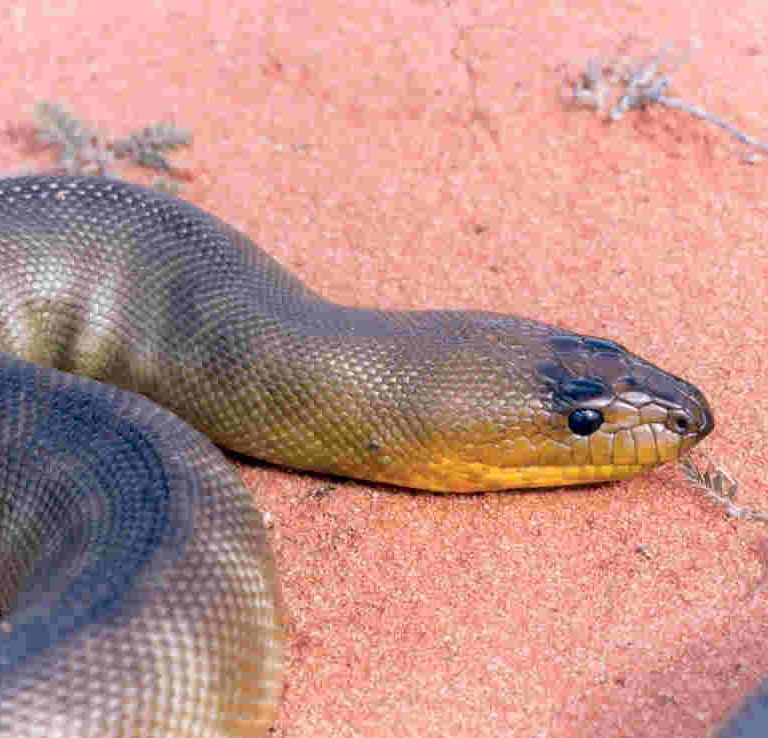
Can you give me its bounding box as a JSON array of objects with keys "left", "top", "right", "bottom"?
[{"left": 0, "top": 175, "right": 715, "bottom": 737}]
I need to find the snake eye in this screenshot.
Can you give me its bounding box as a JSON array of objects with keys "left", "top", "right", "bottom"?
[{"left": 568, "top": 408, "right": 604, "bottom": 436}]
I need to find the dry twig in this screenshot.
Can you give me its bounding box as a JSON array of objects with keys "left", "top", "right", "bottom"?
[
  {"left": 569, "top": 42, "right": 768, "bottom": 156},
  {"left": 24, "top": 102, "right": 192, "bottom": 190},
  {"left": 680, "top": 456, "right": 765, "bottom": 521}
]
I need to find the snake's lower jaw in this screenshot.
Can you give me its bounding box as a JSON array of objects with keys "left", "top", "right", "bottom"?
[
  {"left": 339, "top": 428, "right": 707, "bottom": 492},
  {"left": 382, "top": 463, "right": 651, "bottom": 493},
  {"left": 321, "top": 456, "right": 662, "bottom": 493}
]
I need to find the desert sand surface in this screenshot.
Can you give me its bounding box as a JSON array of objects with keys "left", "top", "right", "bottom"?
[{"left": 0, "top": 2, "right": 765, "bottom": 737}]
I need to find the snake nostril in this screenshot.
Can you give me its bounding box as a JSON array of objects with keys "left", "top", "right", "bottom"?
[{"left": 669, "top": 411, "right": 691, "bottom": 434}]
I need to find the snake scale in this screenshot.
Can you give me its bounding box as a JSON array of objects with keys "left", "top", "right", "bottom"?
[{"left": 0, "top": 175, "right": 743, "bottom": 738}]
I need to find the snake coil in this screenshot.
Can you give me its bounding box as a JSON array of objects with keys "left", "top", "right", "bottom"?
[{"left": 0, "top": 176, "right": 719, "bottom": 737}]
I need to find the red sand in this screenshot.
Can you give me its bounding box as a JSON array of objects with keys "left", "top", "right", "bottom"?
[{"left": 1, "top": 2, "right": 765, "bottom": 737}]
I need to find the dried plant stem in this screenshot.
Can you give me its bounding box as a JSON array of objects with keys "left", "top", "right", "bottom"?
[
  {"left": 655, "top": 95, "right": 768, "bottom": 153},
  {"left": 680, "top": 456, "right": 765, "bottom": 522},
  {"left": 22, "top": 101, "right": 192, "bottom": 190},
  {"left": 570, "top": 42, "right": 768, "bottom": 156}
]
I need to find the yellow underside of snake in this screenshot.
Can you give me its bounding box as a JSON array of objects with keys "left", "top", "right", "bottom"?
[{"left": 0, "top": 176, "right": 713, "bottom": 737}]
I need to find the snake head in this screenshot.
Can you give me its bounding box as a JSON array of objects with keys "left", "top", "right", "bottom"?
[
  {"left": 523, "top": 333, "right": 715, "bottom": 486},
  {"left": 367, "top": 321, "right": 714, "bottom": 493}
]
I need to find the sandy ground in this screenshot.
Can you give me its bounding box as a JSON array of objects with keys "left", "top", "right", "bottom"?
[{"left": 0, "top": 2, "right": 766, "bottom": 737}]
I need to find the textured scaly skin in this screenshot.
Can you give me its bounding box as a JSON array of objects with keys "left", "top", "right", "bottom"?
[
  {"left": 0, "top": 353, "right": 282, "bottom": 737},
  {"left": 0, "top": 175, "right": 714, "bottom": 737}
]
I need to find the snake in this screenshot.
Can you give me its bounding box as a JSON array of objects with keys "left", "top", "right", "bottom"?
[{"left": 0, "top": 174, "right": 722, "bottom": 737}]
